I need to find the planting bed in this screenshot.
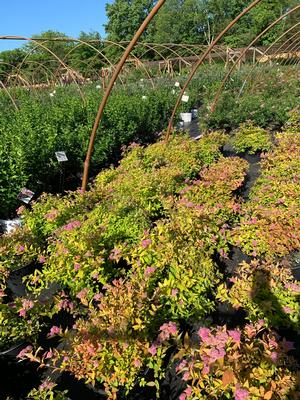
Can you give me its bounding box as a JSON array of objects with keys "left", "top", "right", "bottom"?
[
  {"left": 1, "top": 64, "right": 299, "bottom": 218},
  {"left": 1, "top": 107, "right": 300, "bottom": 399}
]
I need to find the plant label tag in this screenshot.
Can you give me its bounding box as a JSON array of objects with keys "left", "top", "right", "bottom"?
[
  {"left": 175, "top": 82, "right": 180, "bottom": 87},
  {"left": 55, "top": 151, "right": 68, "bottom": 162},
  {"left": 181, "top": 95, "right": 189, "bottom": 103},
  {"left": 18, "top": 188, "right": 34, "bottom": 204},
  {"left": 193, "top": 134, "right": 202, "bottom": 140},
  {"left": 0, "top": 218, "right": 22, "bottom": 234}
]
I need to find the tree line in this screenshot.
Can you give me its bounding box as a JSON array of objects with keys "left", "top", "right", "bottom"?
[
  {"left": 105, "top": 0, "right": 299, "bottom": 46},
  {"left": 0, "top": 0, "right": 298, "bottom": 83}
]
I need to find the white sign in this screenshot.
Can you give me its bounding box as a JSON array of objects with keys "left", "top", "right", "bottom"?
[
  {"left": 0, "top": 218, "right": 22, "bottom": 234},
  {"left": 181, "top": 94, "right": 190, "bottom": 103},
  {"left": 193, "top": 134, "right": 202, "bottom": 141},
  {"left": 55, "top": 151, "right": 68, "bottom": 162},
  {"left": 18, "top": 188, "right": 34, "bottom": 204}
]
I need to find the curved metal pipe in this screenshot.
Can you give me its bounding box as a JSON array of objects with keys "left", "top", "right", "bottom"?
[
  {"left": 165, "top": 0, "right": 262, "bottom": 140},
  {"left": 246, "top": 26, "right": 300, "bottom": 95},
  {"left": 210, "top": 3, "right": 300, "bottom": 114},
  {"left": 234, "top": 23, "right": 300, "bottom": 99},
  {"left": 0, "top": 80, "right": 18, "bottom": 110},
  {"left": 81, "top": 0, "right": 166, "bottom": 191}
]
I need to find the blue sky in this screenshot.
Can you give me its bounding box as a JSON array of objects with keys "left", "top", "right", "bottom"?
[{"left": 0, "top": 0, "right": 111, "bottom": 51}]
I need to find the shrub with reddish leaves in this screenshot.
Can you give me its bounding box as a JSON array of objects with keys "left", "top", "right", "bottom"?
[
  {"left": 231, "top": 131, "right": 300, "bottom": 257},
  {"left": 175, "top": 322, "right": 299, "bottom": 400}
]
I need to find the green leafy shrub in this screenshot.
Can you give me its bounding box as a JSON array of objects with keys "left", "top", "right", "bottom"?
[
  {"left": 0, "top": 296, "right": 50, "bottom": 351},
  {"left": 1, "top": 64, "right": 299, "bottom": 216},
  {"left": 0, "top": 84, "right": 176, "bottom": 216},
  {"left": 283, "top": 107, "right": 300, "bottom": 132},
  {"left": 26, "top": 380, "right": 69, "bottom": 400},
  {"left": 0, "top": 134, "right": 225, "bottom": 301},
  {"left": 230, "top": 122, "right": 272, "bottom": 154},
  {"left": 6, "top": 125, "right": 300, "bottom": 398},
  {"left": 201, "top": 65, "right": 300, "bottom": 131},
  {"left": 217, "top": 260, "right": 300, "bottom": 331},
  {"left": 231, "top": 131, "right": 300, "bottom": 257},
  {"left": 20, "top": 153, "right": 248, "bottom": 398},
  {"left": 4, "top": 134, "right": 250, "bottom": 397}
]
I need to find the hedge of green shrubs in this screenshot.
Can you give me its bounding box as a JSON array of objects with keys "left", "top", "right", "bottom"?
[
  {"left": 0, "top": 84, "right": 187, "bottom": 217},
  {"left": 200, "top": 64, "right": 300, "bottom": 131}
]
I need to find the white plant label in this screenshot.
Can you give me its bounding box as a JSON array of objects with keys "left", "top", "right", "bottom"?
[
  {"left": 55, "top": 151, "right": 68, "bottom": 162},
  {"left": 181, "top": 94, "right": 189, "bottom": 103},
  {"left": 0, "top": 218, "right": 22, "bottom": 234},
  {"left": 193, "top": 134, "right": 202, "bottom": 141},
  {"left": 175, "top": 82, "right": 180, "bottom": 87},
  {"left": 18, "top": 188, "right": 34, "bottom": 204}
]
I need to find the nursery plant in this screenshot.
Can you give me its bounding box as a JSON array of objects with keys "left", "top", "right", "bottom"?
[
  {"left": 1, "top": 83, "right": 300, "bottom": 398},
  {"left": 230, "top": 122, "right": 272, "bottom": 155},
  {"left": 231, "top": 131, "right": 300, "bottom": 258},
  {"left": 1, "top": 131, "right": 252, "bottom": 398},
  {"left": 217, "top": 260, "right": 300, "bottom": 331},
  {"left": 175, "top": 322, "right": 299, "bottom": 400}
]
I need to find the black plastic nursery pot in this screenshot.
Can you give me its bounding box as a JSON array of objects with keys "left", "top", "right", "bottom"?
[
  {"left": 5, "top": 263, "right": 39, "bottom": 299},
  {"left": 0, "top": 354, "right": 42, "bottom": 400}
]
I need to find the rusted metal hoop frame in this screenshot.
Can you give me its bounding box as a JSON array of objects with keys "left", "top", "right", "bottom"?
[
  {"left": 0, "top": 60, "right": 57, "bottom": 107},
  {"left": 54, "top": 40, "right": 126, "bottom": 88},
  {"left": 245, "top": 26, "right": 300, "bottom": 97},
  {"left": 81, "top": 0, "right": 167, "bottom": 191},
  {"left": 81, "top": 0, "right": 263, "bottom": 190},
  {"left": 211, "top": 10, "right": 299, "bottom": 109},
  {"left": 96, "top": 40, "right": 156, "bottom": 87},
  {"left": 0, "top": 1, "right": 297, "bottom": 190},
  {"left": 7, "top": 37, "right": 85, "bottom": 101},
  {"left": 233, "top": 23, "right": 300, "bottom": 100},
  {"left": 274, "top": 32, "right": 300, "bottom": 68},
  {"left": 165, "top": 0, "right": 263, "bottom": 140},
  {"left": 209, "top": 4, "right": 300, "bottom": 115},
  {"left": 0, "top": 38, "right": 227, "bottom": 95}
]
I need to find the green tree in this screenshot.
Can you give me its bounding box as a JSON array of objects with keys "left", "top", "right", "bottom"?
[
  {"left": 0, "top": 48, "right": 27, "bottom": 83},
  {"left": 68, "top": 31, "right": 104, "bottom": 78},
  {"left": 21, "top": 30, "right": 73, "bottom": 80},
  {"left": 105, "top": 0, "right": 156, "bottom": 42},
  {"left": 24, "top": 30, "right": 73, "bottom": 60},
  {"left": 153, "top": 0, "right": 206, "bottom": 44}
]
